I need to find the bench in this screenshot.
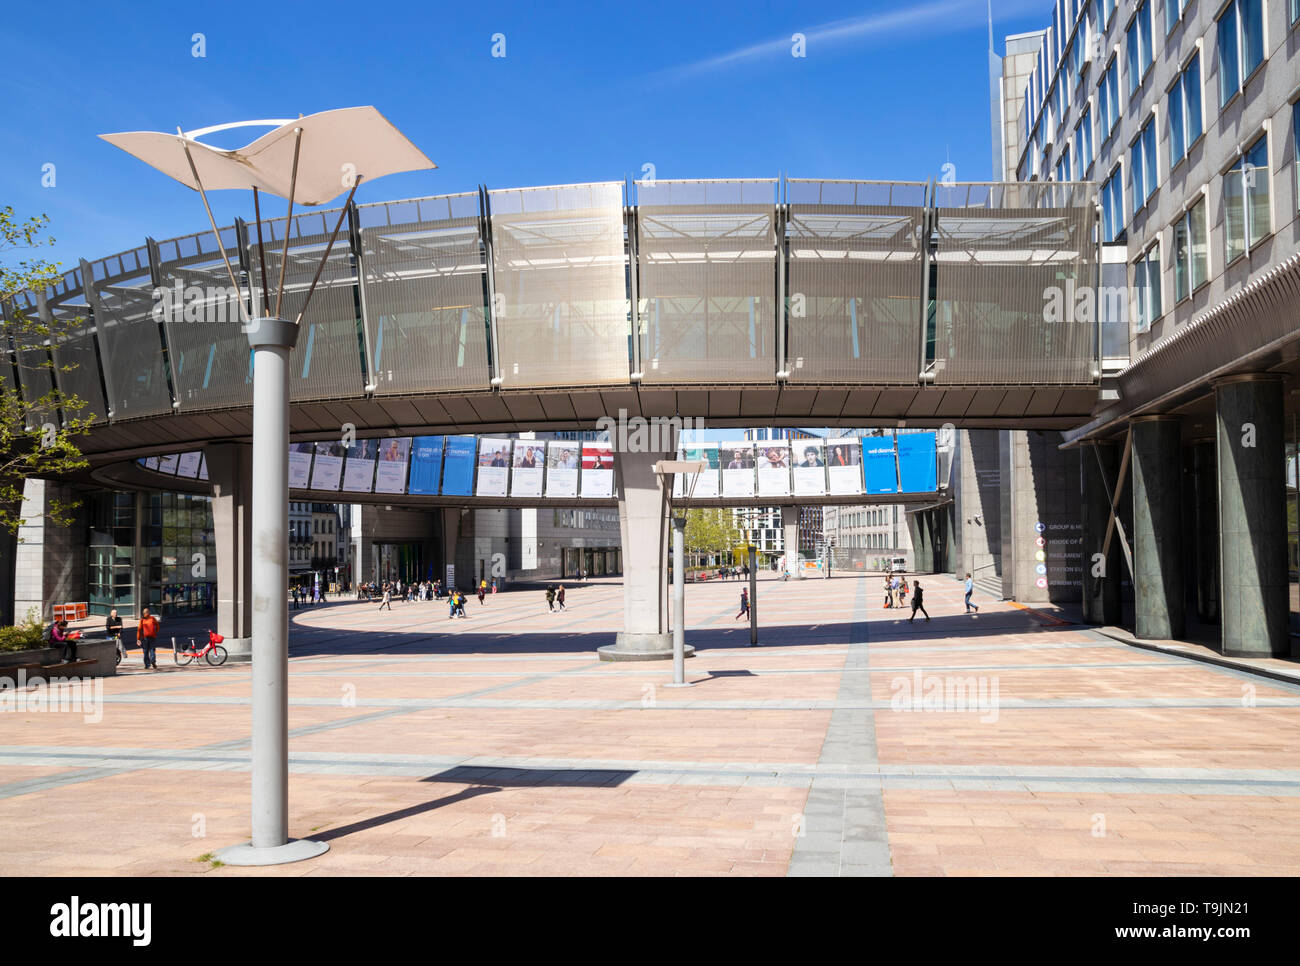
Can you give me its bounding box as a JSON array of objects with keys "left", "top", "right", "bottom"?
[
  {"left": 28, "top": 659, "right": 98, "bottom": 682},
  {"left": 0, "top": 662, "right": 43, "bottom": 681}
]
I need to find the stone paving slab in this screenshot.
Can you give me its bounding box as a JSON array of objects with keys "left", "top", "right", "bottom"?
[{"left": 6, "top": 573, "right": 1300, "bottom": 876}]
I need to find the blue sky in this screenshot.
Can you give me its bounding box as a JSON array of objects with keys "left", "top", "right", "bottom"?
[{"left": 2, "top": 0, "right": 1049, "bottom": 270}]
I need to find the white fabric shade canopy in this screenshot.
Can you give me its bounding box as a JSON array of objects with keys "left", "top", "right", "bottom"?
[{"left": 100, "top": 106, "right": 435, "bottom": 205}]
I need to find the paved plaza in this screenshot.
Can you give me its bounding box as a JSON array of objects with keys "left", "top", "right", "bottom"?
[{"left": 3, "top": 573, "right": 1300, "bottom": 876}]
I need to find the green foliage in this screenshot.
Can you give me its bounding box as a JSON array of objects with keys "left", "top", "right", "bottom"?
[
  {"left": 683, "top": 508, "right": 743, "bottom": 556},
  {"left": 0, "top": 207, "right": 93, "bottom": 534},
  {"left": 0, "top": 607, "right": 46, "bottom": 652}
]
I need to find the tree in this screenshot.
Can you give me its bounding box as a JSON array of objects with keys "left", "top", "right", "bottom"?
[
  {"left": 682, "top": 508, "right": 743, "bottom": 565},
  {"left": 0, "top": 207, "right": 93, "bottom": 535}
]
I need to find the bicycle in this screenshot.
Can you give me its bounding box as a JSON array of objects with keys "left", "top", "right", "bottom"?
[{"left": 173, "top": 630, "right": 228, "bottom": 667}]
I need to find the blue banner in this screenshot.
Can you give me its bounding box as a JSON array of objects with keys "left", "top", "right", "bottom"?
[
  {"left": 861, "top": 438, "right": 897, "bottom": 494},
  {"left": 440, "top": 436, "right": 477, "bottom": 496},
  {"left": 898, "top": 431, "right": 938, "bottom": 492},
  {"left": 407, "top": 436, "right": 445, "bottom": 495}
]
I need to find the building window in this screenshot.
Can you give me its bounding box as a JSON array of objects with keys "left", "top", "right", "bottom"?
[
  {"left": 1217, "top": 0, "right": 1265, "bottom": 108},
  {"left": 1056, "top": 152, "right": 1072, "bottom": 182},
  {"left": 1098, "top": 58, "right": 1121, "bottom": 141},
  {"left": 1133, "top": 243, "right": 1162, "bottom": 333},
  {"left": 1224, "top": 134, "right": 1271, "bottom": 262},
  {"left": 1131, "top": 116, "right": 1158, "bottom": 212},
  {"left": 1173, "top": 196, "right": 1208, "bottom": 300},
  {"left": 1075, "top": 106, "right": 1094, "bottom": 174},
  {"left": 1168, "top": 53, "right": 1203, "bottom": 166},
  {"left": 1102, "top": 166, "right": 1124, "bottom": 241},
  {"left": 1099, "top": 0, "right": 1117, "bottom": 30},
  {"left": 1294, "top": 100, "right": 1300, "bottom": 204},
  {"left": 1126, "top": 1, "right": 1154, "bottom": 96},
  {"left": 1165, "top": 0, "right": 1188, "bottom": 34}
]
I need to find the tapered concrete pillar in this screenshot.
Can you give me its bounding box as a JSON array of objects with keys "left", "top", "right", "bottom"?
[
  {"left": 916, "top": 513, "right": 934, "bottom": 573},
  {"left": 208, "top": 444, "right": 253, "bottom": 662},
  {"left": 1080, "top": 441, "right": 1121, "bottom": 626},
  {"left": 0, "top": 526, "right": 16, "bottom": 628},
  {"left": 1131, "top": 416, "right": 1184, "bottom": 640},
  {"left": 598, "top": 446, "right": 682, "bottom": 661},
  {"left": 440, "top": 507, "right": 461, "bottom": 582},
  {"left": 1215, "top": 375, "right": 1290, "bottom": 656},
  {"left": 781, "top": 505, "right": 803, "bottom": 578},
  {"left": 1189, "top": 440, "right": 1220, "bottom": 625}
]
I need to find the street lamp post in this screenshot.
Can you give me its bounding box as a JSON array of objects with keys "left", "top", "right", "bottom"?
[
  {"left": 654, "top": 459, "right": 704, "bottom": 687},
  {"left": 748, "top": 544, "right": 759, "bottom": 647},
  {"left": 670, "top": 514, "right": 688, "bottom": 685}
]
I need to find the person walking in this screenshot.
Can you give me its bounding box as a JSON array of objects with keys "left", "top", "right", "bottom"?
[
  {"left": 106, "top": 608, "right": 125, "bottom": 665},
  {"left": 478, "top": 579, "right": 487, "bottom": 605},
  {"left": 883, "top": 573, "right": 893, "bottom": 609},
  {"left": 964, "top": 573, "right": 979, "bottom": 614},
  {"left": 545, "top": 585, "right": 556, "bottom": 613},
  {"left": 448, "top": 591, "right": 458, "bottom": 620},
  {"left": 456, "top": 591, "right": 469, "bottom": 619},
  {"left": 735, "top": 588, "right": 749, "bottom": 620},
  {"left": 556, "top": 585, "right": 566, "bottom": 612},
  {"left": 909, "top": 581, "right": 930, "bottom": 623},
  {"left": 138, "top": 607, "right": 160, "bottom": 670},
  {"left": 378, "top": 586, "right": 392, "bottom": 611}
]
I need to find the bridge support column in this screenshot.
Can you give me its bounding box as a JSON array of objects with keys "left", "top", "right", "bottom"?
[
  {"left": 1190, "top": 440, "right": 1219, "bottom": 625},
  {"left": 1215, "top": 375, "right": 1290, "bottom": 656},
  {"left": 598, "top": 446, "right": 688, "bottom": 662},
  {"left": 1080, "top": 441, "right": 1121, "bottom": 626},
  {"left": 208, "top": 444, "right": 253, "bottom": 662},
  {"left": 1132, "top": 416, "right": 1184, "bottom": 640},
  {"left": 440, "top": 508, "right": 461, "bottom": 584},
  {"left": 781, "top": 506, "right": 802, "bottom": 578},
  {"left": 910, "top": 512, "right": 933, "bottom": 573}
]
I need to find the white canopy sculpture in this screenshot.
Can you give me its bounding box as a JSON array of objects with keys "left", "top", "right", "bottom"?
[
  {"left": 101, "top": 106, "right": 436, "bottom": 323},
  {"left": 100, "top": 107, "right": 434, "bottom": 867}
]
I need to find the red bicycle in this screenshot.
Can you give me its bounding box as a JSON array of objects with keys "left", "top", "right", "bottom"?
[{"left": 173, "top": 630, "right": 228, "bottom": 667}]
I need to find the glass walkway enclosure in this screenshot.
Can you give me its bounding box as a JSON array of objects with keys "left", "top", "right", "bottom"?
[{"left": 3, "top": 178, "right": 1100, "bottom": 445}]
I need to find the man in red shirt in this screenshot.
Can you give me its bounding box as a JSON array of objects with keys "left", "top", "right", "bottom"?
[{"left": 137, "top": 607, "right": 161, "bottom": 670}]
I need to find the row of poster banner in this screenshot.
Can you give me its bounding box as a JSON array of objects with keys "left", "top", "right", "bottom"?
[
  {"left": 138, "top": 432, "right": 938, "bottom": 499},
  {"left": 140, "top": 438, "right": 617, "bottom": 499},
  {"left": 672, "top": 435, "right": 938, "bottom": 498},
  {"left": 140, "top": 452, "right": 209, "bottom": 480}
]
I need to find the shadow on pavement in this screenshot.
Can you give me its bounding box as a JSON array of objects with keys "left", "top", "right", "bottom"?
[{"left": 314, "top": 785, "right": 500, "bottom": 842}]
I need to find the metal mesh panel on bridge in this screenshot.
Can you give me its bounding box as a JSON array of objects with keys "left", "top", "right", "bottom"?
[
  {"left": 931, "top": 182, "right": 1097, "bottom": 386},
  {"left": 358, "top": 193, "right": 491, "bottom": 395},
  {"left": 7, "top": 289, "right": 57, "bottom": 431},
  {"left": 47, "top": 273, "right": 108, "bottom": 424},
  {"left": 251, "top": 209, "right": 367, "bottom": 401},
  {"left": 489, "top": 183, "right": 630, "bottom": 388},
  {"left": 786, "top": 180, "right": 927, "bottom": 384},
  {"left": 85, "top": 248, "right": 173, "bottom": 419},
  {"left": 157, "top": 227, "right": 253, "bottom": 412},
  {"left": 636, "top": 180, "right": 777, "bottom": 384}
]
